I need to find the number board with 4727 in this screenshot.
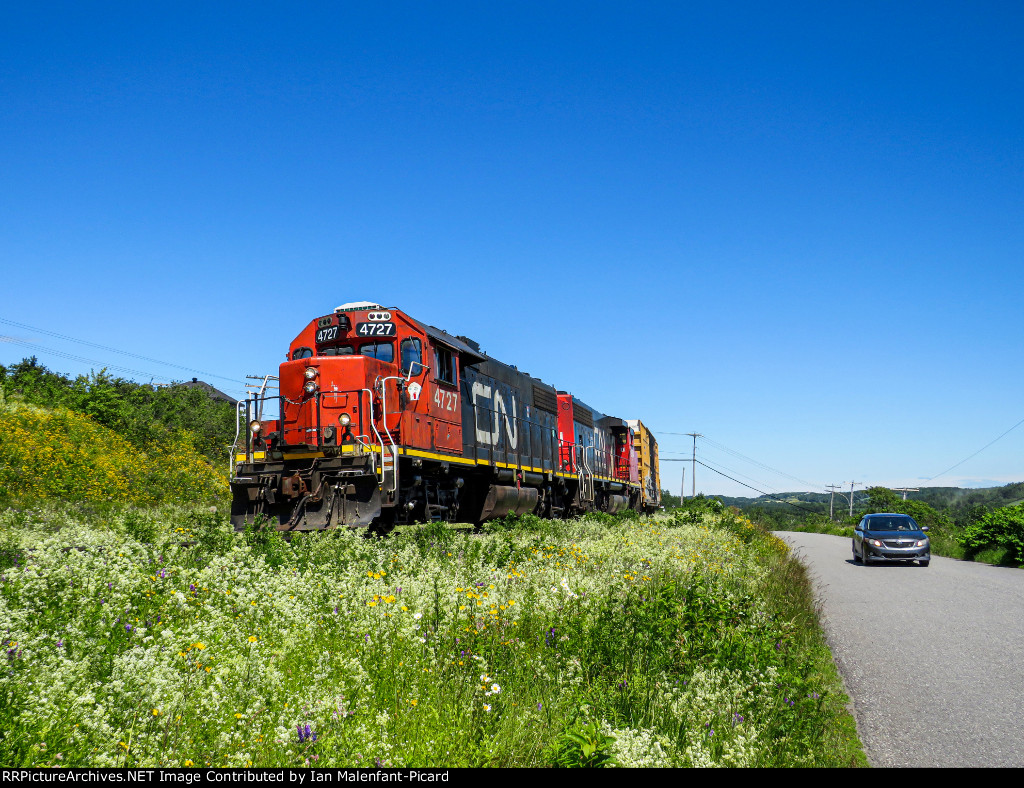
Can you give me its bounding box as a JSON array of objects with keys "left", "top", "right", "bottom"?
[{"left": 355, "top": 322, "right": 395, "bottom": 337}]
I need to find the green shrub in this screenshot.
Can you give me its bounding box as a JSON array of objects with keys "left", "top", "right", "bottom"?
[{"left": 959, "top": 506, "right": 1024, "bottom": 564}]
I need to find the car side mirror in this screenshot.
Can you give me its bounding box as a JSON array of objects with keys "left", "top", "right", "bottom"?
[{"left": 922, "top": 526, "right": 929, "bottom": 532}]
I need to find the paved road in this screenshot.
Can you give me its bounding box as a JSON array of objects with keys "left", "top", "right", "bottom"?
[{"left": 775, "top": 531, "right": 1024, "bottom": 768}]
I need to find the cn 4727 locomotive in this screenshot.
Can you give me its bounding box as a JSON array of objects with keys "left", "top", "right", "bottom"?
[{"left": 230, "top": 302, "right": 661, "bottom": 531}]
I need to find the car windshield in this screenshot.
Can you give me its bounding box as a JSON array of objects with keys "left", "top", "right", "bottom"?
[{"left": 865, "top": 516, "right": 919, "bottom": 532}]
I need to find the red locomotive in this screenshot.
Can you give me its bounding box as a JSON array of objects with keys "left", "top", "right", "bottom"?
[{"left": 231, "top": 302, "right": 661, "bottom": 531}]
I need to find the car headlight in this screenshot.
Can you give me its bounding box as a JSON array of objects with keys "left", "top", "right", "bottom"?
[
  {"left": 916, "top": 539, "right": 928, "bottom": 547},
  {"left": 868, "top": 539, "right": 883, "bottom": 548}
]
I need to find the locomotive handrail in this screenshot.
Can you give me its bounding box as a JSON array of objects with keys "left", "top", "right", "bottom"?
[
  {"left": 375, "top": 376, "right": 402, "bottom": 495},
  {"left": 230, "top": 399, "right": 245, "bottom": 477},
  {"left": 579, "top": 443, "right": 595, "bottom": 501},
  {"left": 363, "top": 386, "right": 394, "bottom": 486}
]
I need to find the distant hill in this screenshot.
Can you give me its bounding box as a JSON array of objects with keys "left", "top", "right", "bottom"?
[{"left": 711, "top": 482, "right": 1024, "bottom": 519}]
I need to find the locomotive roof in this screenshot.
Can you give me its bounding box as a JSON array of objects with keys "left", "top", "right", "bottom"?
[
  {"left": 410, "top": 319, "right": 488, "bottom": 366},
  {"left": 333, "top": 305, "right": 606, "bottom": 419}
]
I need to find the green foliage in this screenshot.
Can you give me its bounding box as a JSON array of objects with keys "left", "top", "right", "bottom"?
[
  {"left": 0, "top": 403, "right": 228, "bottom": 508},
  {"left": 667, "top": 494, "right": 724, "bottom": 525},
  {"left": 0, "top": 358, "right": 237, "bottom": 464},
  {"left": 187, "top": 508, "right": 234, "bottom": 555},
  {"left": 120, "top": 509, "right": 159, "bottom": 544},
  {"left": 0, "top": 522, "right": 22, "bottom": 569},
  {"left": 958, "top": 506, "right": 1024, "bottom": 564},
  {"left": 549, "top": 721, "right": 617, "bottom": 767}
]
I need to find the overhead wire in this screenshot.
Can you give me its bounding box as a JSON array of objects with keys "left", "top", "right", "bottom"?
[
  {"left": 0, "top": 316, "right": 246, "bottom": 387},
  {"left": 700, "top": 435, "right": 826, "bottom": 490},
  {"left": 926, "top": 415, "right": 1024, "bottom": 482},
  {"left": 0, "top": 337, "right": 247, "bottom": 398},
  {"left": 1, "top": 338, "right": 183, "bottom": 383},
  {"left": 660, "top": 457, "right": 823, "bottom": 514},
  {"left": 657, "top": 433, "right": 827, "bottom": 493}
]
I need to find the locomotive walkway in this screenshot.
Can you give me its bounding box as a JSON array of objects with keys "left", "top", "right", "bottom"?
[{"left": 776, "top": 530, "right": 1024, "bottom": 768}]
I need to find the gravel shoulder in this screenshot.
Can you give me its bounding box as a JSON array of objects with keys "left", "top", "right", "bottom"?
[{"left": 775, "top": 530, "right": 1024, "bottom": 768}]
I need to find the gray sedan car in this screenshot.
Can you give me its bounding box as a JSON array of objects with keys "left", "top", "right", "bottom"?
[{"left": 852, "top": 513, "right": 930, "bottom": 566}]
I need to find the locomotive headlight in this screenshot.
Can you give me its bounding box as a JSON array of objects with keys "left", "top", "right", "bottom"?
[
  {"left": 303, "top": 380, "right": 318, "bottom": 394},
  {"left": 339, "top": 413, "right": 352, "bottom": 427},
  {"left": 303, "top": 367, "right": 318, "bottom": 380},
  {"left": 249, "top": 420, "right": 262, "bottom": 434}
]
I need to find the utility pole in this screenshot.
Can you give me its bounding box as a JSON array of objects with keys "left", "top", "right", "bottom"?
[
  {"left": 893, "top": 487, "right": 919, "bottom": 500},
  {"left": 826, "top": 484, "right": 842, "bottom": 521},
  {"left": 684, "top": 433, "right": 702, "bottom": 498},
  {"left": 681, "top": 468, "right": 685, "bottom": 504},
  {"left": 848, "top": 480, "right": 861, "bottom": 518}
]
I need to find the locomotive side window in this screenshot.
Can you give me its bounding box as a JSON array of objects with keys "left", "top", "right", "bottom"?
[
  {"left": 401, "top": 338, "right": 423, "bottom": 375},
  {"left": 292, "top": 347, "right": 313, "bottom": 360},
  {"left": 360, "top": 341, "right": 394, "bottom": 363},
  {"left": 434, "top": 345, "right": 457, "bottom": 385}
]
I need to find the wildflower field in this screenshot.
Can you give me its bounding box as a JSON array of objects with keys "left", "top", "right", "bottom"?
[{"left": 0, "top": 503, "right": 866, "bottom": 768}]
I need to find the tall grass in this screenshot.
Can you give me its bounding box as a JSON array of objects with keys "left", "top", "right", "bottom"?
[{"left": 0, "top": 503, "right": 865, "bottom": 767}]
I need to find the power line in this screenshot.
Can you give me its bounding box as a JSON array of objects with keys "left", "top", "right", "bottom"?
[
  {"left": 926, "top": 415, "right": 1024, "bottom": 481},
  {"left": 1, "top": 338, "right": 182, "bottom": 383},
  {"left": 657, "top": 432, "right": 826, "bottom": 491},
  {"left": 691, "top": 459, "right": 823, "bottom": 515},
  {"left": 700, "top": 435, "right": 826, "bottom": 490},
  {"left": 0, "top": 316, "right": 246, "bottom": 386},
  {"left": 0, "top": 338, "right": 247, "bottom": 398},
  {"left": 693, "top": 452, "right": 794, "bottom": 497}
]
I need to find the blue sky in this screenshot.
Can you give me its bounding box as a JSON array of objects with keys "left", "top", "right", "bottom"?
[{"left": 2, "top": 2, "right": 1022, "bottom": 498}]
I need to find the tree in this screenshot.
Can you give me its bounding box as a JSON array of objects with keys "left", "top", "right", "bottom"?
[{"left": 863, "top": 487, "right": 952, "bottom": 532}]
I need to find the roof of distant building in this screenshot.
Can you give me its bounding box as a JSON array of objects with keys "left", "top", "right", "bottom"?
[{"left": 176, "top": 377, "right": 238, "bottom": 406}]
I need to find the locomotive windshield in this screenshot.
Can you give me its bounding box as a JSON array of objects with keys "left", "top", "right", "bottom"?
[
  {"left": 319, "top": 346, "right": 354, "bottom": 356},
  {"left": 360, "top": 341, "right": 394, "bottom": 363}
]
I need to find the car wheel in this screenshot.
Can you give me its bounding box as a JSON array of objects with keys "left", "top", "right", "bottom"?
[
  {"left": 862, "top": 547, "right": 870, "bottom": 565},
  {"left": 852, "top": 542, "right": 861, "bottom": 563},
  {"left": 919, "top": 560, "right": 930, "bottom": 567}
]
